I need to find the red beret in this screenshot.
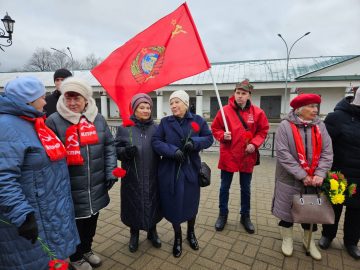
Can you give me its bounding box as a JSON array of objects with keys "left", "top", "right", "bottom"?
[{"left": 290, "top": 94, "right": 321, "bottom": 110}]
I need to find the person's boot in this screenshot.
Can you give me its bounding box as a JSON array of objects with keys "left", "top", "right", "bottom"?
[
  {"left": 345, "top": 244, "right": 360, "bottom": 260},
  {"left": 83, "top": 250, "right": 101, "bottom": 268},
  {"left": 173, "top": 231, "right": 182, "bottom": 258},
  {"left": 318, "top": 235, "right": 333, "bottom": 250},
  {"left": 215, "top": 214, "right": 227, "bottom": 231},
  {"left": 240, "top": 215, "right": 255, "bottom": 234},
  {"left": 303, "top": 230, "right": 322, "bottom": 260},
  {"left": 70, "top": 258, "right": 93, "bottom": 270},
  {"left": 281, "top": 227, "right": 293, "bottom": 256},
  {"left": 147, "top": 226, "right": 161, "bottom": 248},
  {"left": 187, "top": 228, "right": 199, "bottom": 250},
  {"left": 129, "top": 229, "right": 139, "bottom": 253}
]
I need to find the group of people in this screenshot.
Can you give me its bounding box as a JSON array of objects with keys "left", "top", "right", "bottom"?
[{"left": 0, "top": 69, "right": 359, "bottom": 270}]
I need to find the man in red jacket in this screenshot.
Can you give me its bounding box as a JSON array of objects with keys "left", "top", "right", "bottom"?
[{"left": 211, "top": 80, "right": 269, "bottom": 233}]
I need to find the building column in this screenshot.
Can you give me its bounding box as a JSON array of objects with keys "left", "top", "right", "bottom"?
[
  {"left": 196, "top": 90, "right": 203, "bottom": 116},
  {"left": 156, "top": 90, "right": 163, "bottom": 119},
  {"left": 345, "top": 86, "right": 353, "bottom": 97},
  {"left": 100, "top": 92, "right": 108, "bottom": 119},
  {"left": 288, "top": 87, "right": 299, "bottom": 111}
]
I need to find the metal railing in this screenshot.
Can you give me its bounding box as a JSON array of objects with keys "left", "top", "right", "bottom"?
[{"left": 109, "top": 125, "right": 276, "bottom": 157}]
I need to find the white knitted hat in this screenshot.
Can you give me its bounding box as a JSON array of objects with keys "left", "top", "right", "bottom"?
[
  {"left": 60, "top": 77, "right": 93, "bottom": 100},
  {"left": 169, "top": 90, "right": 189, "bottom": 107}
]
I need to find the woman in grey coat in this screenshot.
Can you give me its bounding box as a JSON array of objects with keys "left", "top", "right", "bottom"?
[
  {"left": 115, "top": 93, "right": 162, "bottom": 253},
  {"left": 46, "top": 77, "right": 117, "bottom": 270},
  {"left": 272, "top": 94, "right": 333, "bottom": 260}
]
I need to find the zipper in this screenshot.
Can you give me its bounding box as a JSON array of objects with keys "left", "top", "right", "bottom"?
[{"left": 86, "top": 145, "right": 94, "bottom": 214}]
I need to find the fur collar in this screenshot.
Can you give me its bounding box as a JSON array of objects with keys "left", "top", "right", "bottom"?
[{"left": 56, "top": 95, "right": 98, "bottom": 124}]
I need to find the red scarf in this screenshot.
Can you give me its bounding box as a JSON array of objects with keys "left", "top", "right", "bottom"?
[
  {"left": 289, "top": 122, "right": 322, "bottom": 176},
  {"left": 65, "top": 117, "right": 99, "bottom": 166},
  {"left": 20, "top": 116, "right": 66, "bottom": 161}
]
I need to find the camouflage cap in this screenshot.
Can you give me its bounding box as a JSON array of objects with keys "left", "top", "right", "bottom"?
[{"left": 235, "top": 79, "right": 253, "bottom": 93}]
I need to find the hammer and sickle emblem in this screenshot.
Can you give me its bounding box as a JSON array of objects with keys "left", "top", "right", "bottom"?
[{"left": 171, "top": 24, "right": 187, "bottom": 38}]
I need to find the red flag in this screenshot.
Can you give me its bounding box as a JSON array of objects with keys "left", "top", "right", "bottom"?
[{"left": 91, "top": 3, "right": 210, "bottom": 122}]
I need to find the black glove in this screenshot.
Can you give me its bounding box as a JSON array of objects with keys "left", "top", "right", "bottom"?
[
  {"left": 125, "top": 145, "right": 137, "bottom": 159},
  {"left": 18, "top": 212, "right": 38, "bottom": 244},
  {"left": 183, "top": 140, "right": 194, "bottom": 154},
  {"left": 174, "top": 149, "right": 185, "bottom": 163},
  {"left": 106, "top": 179, "right": 118, "bottom": 190}
]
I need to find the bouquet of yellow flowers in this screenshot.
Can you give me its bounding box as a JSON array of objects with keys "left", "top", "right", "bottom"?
[{"left": 321, "top": 171, "right": 357, "bottom": 205}]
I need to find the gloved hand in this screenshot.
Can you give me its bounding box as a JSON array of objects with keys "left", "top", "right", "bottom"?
[
  {"left": 183, "top": 140, "right": 194, "bottom": 154},
  {"left": 106, "top": 179, "right": 118, "bottom": 190},
  {"left": 125, "top": 145, "right": 137, "bottom": 159},
  {"left": 174, "top": 149, "right": 185, "bottom": 163},
  {"left": 18, "top": 212, "right": 38, "bottom": 244}
]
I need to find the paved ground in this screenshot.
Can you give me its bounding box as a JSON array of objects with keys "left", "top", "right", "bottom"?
[{"left": 92, "top": 153, "right": 360, "bottom": 270}]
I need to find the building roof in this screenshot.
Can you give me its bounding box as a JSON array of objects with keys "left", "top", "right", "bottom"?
[{"left": 0, "top": 55, "right": 358, "bottom": 87}]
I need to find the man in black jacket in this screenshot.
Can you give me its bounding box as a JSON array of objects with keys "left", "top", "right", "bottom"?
[{"left": 44, "top": 68, "right": 72, "bottom": 117}]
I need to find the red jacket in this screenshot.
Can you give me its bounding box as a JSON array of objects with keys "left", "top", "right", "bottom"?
[{"left": 211, "top": 96, "right": 269, "bottom": 173}]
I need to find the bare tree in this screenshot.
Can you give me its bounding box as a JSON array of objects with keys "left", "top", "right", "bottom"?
[
  {"left": 25, "top": 48, "right": 54, "bottom": 71},
  {"left": 82, "top": 53, "right": 102, "bottom": 69},
  {"left": 24, "top": 47, "right": 102, "bottom": 71}
]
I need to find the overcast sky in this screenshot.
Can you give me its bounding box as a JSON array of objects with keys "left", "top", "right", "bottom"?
[{"left": 0, "top": 0, "right": 359, "bottom": 72}]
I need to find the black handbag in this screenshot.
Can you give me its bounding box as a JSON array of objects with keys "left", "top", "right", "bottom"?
[
  {"left": 235, "top": 109, "right": 260, "bottom": 166},
  {"left": 198, "top": 162, "right": 211, "bottom": 187}
]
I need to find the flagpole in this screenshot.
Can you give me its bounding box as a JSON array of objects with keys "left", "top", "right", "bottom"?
[{"left": 209, "top": 68, "right": 229, "bottom": 132}]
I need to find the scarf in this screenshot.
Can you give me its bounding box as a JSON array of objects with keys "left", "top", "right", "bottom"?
[
  {"left": 289, "top": 122, "right": 322, "bottom": 176},
  {"left": 65, "top": 116, "right": 99, "bottom": 165},
  {"left": 20, "top": 116, "right": 66, "bottom": 161}
]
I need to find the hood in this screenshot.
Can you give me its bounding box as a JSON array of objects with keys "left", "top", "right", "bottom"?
[
  {"left": 283, "top": 110, "right": 321, "bottom": 127},
  {"left": 333, "top": 96, "right": 360, "bottom": 117},
  {"left": 0, "top": 95, "right": 44, "bottom": 118}
]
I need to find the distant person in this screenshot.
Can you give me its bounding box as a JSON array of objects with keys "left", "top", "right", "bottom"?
[
  {"left": 44, "top": 68, "right": 72, "bottom": 117},
  {"left": 211, "top": 79, "right": 269, "bottom": 234},
  {"left": 0, "top": 76, "right": 79, "bottom": 269}
]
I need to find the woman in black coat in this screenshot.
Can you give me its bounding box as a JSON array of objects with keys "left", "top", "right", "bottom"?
[
  {"left": 115, "top": 93, "right": 162, "bottom": 253},
  {"left": 152, "top": 90, "right": 213, "bottom": 258},
  {"left": 320, "top": 91, "right": 360, "bottom": 260}
]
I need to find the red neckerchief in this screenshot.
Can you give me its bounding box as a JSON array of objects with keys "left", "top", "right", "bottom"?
[
  {"left": 289, "top": 122, "right": 322, "bottom": 176},
  {"left": 20, "top": 116, "right": 66, "bottom": 161},
  {"left": 65, "top": 117, "right": 99, "bottom": 166}
]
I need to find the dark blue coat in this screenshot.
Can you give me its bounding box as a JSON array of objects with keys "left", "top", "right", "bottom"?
[
  {"left": 0, "top": 95, "right": 79, "bottom": 270},
  {"left": 152, "top": 112, "right": 213, "bottom": 225},
  {"left": 115, "top": 116, "right": 162, "bottom": 230}
]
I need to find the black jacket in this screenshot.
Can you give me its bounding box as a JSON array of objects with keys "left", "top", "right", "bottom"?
[
  {"left": 44, "top": 90, "right": 61, "bottom": 117},
  {"left": 46, "top": 112, "right": 117, "bottom": 217},
  {"left": 324, "top": 96, "right": 360, "bottom": 208},
  {"left": 115, "top": 116, "right": 162, "bottom": 230}
]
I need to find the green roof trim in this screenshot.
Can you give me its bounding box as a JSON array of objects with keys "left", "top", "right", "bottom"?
[{"left": 296, "top": 75, "right": 360, "bottom": 81}]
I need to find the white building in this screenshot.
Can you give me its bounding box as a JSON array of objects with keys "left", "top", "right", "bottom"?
[{"left": 1, "top": 55, "right": 359, "bottom": 122}]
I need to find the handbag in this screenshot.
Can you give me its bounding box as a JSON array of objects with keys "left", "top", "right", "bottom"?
[
  {"left": 235, "top": 109, "right": 260, "bottom": 166},
  {"left": 198, "top": 162, "right": 211, "bottom": 187},
  {"left": 291, "top": 188, "right": 335, "bottom": 224}
]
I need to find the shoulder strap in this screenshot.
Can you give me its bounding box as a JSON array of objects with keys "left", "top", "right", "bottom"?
[{"left": 235, "top": 109, "right": 249, "bottom": 131}]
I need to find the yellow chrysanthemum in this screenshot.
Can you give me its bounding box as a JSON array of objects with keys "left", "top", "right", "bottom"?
[
  {"left": 339, "top": 182, "right": 346, "bottom": 192},
  {"left": 331, "top": 194, "right": 345, "bottom": 204},
  {"left": 330, "top": 179, "right": 339, "bottom": 191}
]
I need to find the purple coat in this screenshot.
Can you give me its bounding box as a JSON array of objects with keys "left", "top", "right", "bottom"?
[{"left": 272, "top": 112, "right": 333, "bottom": 222}]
